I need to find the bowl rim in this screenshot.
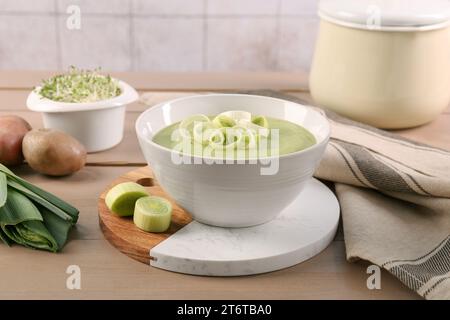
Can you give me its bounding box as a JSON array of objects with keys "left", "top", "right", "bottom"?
[
  {"left": 135, "top": 93, "right": 331, "bottom": 162},
  {"left": 26, "top": 79, "right": 139, "bottom": 113}
]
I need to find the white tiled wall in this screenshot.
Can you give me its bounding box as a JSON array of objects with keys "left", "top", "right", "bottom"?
[{"left": 0, "top": 0, "right": 319, "bottom": 71}]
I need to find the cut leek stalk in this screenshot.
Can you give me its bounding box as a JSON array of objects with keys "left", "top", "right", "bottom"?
[
  {"left": 179, "top": 114, "right": 210, "bottom": 130},
  {"left": 105, "top": 182, "right": 149, "bottom": 216},
  {"left": 179, "top": 114, "right": 210, "bottom": 140},
  {"left": 0, "top": 163, "right": 78, "bottom": 223},
  {"left": 252, "top": 115, "right": 269, "bottom": 128},
  {"left": 0, "top": 163, "right": 78, "bottom": 252},
  {"left": 233, "top": 126, "right": 257, "bottom": 150},
  {"left": 217, "top": 111, "right": 251, "bottom": 122},
  {"left": 209, "top": 127, "right": 240, "bottom": 151},
  {"left": 177, "top": 111, "right": 270, "bottom": 154},
  {"left": 212, "top": 114, "right": 236, "bottom": 128},
  {"left": 133, "top": 196, "right": 172, "bottom": 233},
  {"left": 193, "top": 121, "right": 219, "bottom": 145}
]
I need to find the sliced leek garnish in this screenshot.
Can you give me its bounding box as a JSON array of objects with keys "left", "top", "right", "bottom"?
[
  {"left": 252, "top": 115, "right": 269, "bottom": 128},
  {"left": 240, "top": 121, "right": 269, "bottom": 138},
  {"left": 133, "top": 196, "right": 172, "bottom": 233},
  {"left": 179, "top": 114, "right": 210, "bottom": 130},
  {"left": 212, "top": 114, "right": 236, "bottom": 128},
  {"left": 217, "top": 110, "right": 251, "bottom": 122},
  {"left": 178, "top": 114, "right": 210, "bottom": 140},
  {"left": 193, "top": 121, "right": 219, "bottom": 145},
  {"left": 209, "top": 127, "right": 240, "bottom": 151},
  {"left": 177, "top": 111, "right": 270, "bottom": 154},
  {"left": 105, "top": 182, "right": 149, "bottom": 217},
  {"left": 232, "top": 126, "right": 257, "bottom": 150}
]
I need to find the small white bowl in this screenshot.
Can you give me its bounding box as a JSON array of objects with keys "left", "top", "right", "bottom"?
[
  {"left": 27, "top": 80, "right": 138, "bottom": 153},
  {"left": 136, "top": 94, "right": 330, "bottom": 228}
]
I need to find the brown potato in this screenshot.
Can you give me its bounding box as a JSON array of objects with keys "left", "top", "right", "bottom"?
[
  {"left": 22, "top": 129, "right": 86, "bottom": 176},
  {"left": 0, "top": 115, "right": 32, "bottom": 166}
]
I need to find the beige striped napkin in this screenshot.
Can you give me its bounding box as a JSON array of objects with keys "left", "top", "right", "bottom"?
[{"left": 140, "top": 91, "right": 450, "bottom": 300}]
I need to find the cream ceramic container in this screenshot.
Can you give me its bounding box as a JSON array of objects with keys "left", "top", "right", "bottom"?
[
  {"left": 136, "top": 94, "right": 330, "bottom": 228},
  {"left": 27, "top": 80, "right": 138, "bottom": 152},
  {"left": 310, "top": 0, "right": 450, "bottom": 128}
]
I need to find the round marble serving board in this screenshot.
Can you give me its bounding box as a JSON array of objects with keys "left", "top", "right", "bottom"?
[{"left": 98, "top": 166, "right": 340, "bottom": 276}]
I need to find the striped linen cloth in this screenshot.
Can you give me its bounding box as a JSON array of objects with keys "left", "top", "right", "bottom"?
[{"left": 141, "top": 91, "right": 450, "bottom": 299}]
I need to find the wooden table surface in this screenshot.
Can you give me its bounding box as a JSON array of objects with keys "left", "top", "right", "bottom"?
[{"left": 1, "top": 71, "right": 448, "bottom": 300}]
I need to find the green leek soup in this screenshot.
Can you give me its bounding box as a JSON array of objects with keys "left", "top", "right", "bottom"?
[{"left": 152, "top": 116, "right": 316, "bottom": 158}]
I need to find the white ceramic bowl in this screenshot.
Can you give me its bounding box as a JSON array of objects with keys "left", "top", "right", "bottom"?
[
  {"left": 136, "top": 94, "right": 330, "bottom": 228},
  {"left": 27, "top": 80, "right": 138, "bottom": 153}
]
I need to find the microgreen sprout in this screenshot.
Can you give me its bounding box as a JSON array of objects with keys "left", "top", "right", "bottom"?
[{"left": 37, "top": 66, "right": 121, "bottom": 103}]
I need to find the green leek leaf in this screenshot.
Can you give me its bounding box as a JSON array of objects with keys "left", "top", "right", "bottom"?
[
  {"left": 0, "top": 188, "right": 43, "bottom": 224},
  {"left": 40, "top": 206, "right": 72, "bottom": 250},
  {"left": 0, "top": 172, "right": 6, "bottom": 208},
  {"left": 0, "top": 188, "right": 58, "bottom": 252},
  {"left": 0, "top": 164, "right": 79, "bottom": 223},
  {"left": 0, "top": 164, "right": 78, "bottom": 252},
  {"left": 7, "top": 180, "right": 73, "bottom": 222},
  {"left": 0, "top": 227, "right": 11, "bottom": 246}
]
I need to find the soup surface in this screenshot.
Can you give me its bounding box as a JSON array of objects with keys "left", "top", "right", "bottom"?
[{"left": 152, "top": 116, "right": 316, "bottom": 158}]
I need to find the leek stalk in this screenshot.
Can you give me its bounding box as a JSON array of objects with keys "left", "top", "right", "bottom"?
[{"left": 0, "top": 163, "right": 78, "bottom": 252}]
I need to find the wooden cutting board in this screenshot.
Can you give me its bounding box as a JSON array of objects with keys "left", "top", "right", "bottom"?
[
  {"left": 98, "top": 166, "right": 192, "bottom": 264},
  {"left": 98, "top": 167, "right": 340, "bottom": 276}
]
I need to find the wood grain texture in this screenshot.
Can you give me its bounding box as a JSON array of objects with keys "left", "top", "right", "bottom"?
[
  {"left": 0, "top": 71, "right": 309, "bottom": 91},
  {"left": 0, "top": 239, "right": 418, "bottom": 299},
  {"left": 4, "top": 167, "right": 403, "bottom": 300},
  {"left": 0, "top": 71, "right": 443, "bottom": 299},
  {"left": 98, "top": 167, "right": 192, "bottom": 264},
  {"left": 394, "top": 115, "right": 450, "bottom": 151}
]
